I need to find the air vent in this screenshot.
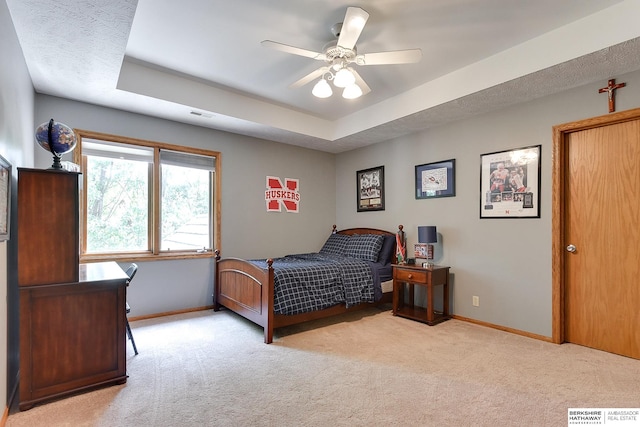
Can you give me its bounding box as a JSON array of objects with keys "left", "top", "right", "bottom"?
[{"left": 190, "top": 111, "right": 213, "bottom": 118}]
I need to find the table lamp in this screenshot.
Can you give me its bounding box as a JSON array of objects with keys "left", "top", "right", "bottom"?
[{"left": 418, "top": 226, "right": 437, "bottom": 266}]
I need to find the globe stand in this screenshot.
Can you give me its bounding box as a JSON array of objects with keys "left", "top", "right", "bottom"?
[
  {"left": 48, "top": 152, "right": 63, "bottom": 170},
  {"left": 46, "top": 118, "right": 63, "bottom": 170}
]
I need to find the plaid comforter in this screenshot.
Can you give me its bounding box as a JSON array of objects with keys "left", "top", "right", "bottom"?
[{"left": 250, "top": 253, "right": 375, "bottom": 315}]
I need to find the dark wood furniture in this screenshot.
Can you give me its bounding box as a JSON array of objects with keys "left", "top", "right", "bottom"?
[
  {"left": 213, "top": 226, "right": 397, "bottom": 343},
  {"left": 17, "top": 168, "right": 128, "bottom": 410},
  {"left": 17, "top": 168, "right": 80, "bottom": 286},
  {"left": 392, "top": 264, "right": 451, "bottom": 325},
  {"left": 19, "top": 262, "right": 129, "bottom": 410}
]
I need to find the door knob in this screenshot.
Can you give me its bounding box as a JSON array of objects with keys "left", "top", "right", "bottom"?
[{"left": 566, "top": 244, "right": 577, "bottom": 253}]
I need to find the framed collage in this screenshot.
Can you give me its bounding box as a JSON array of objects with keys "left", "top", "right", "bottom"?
[
  {"left": 357, "top": 166, "right": 385, "bottom": 212},
  {"left": 480, "top": 145, "right": 541, "bottom": 219}
]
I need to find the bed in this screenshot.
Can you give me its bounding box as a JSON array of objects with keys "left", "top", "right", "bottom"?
[{"left": 213, "top": 225, "right": 400, "bottom": 343}]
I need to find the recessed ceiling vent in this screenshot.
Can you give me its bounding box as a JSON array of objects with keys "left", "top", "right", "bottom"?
[{"left": 190, "top": 111, "right": 213, "bottom": 118}]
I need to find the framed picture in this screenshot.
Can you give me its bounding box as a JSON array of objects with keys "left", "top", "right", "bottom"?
[
  {"left": 0, "top": 154, "right": 11, "bottom": 240},
  {"left": 480, "top": 145, "right": 541, "bottom": 219},
  {"left": 415, "top": 159, "right": 455, "bottom": 199},
  {"left": 357, "top": 166, "right": 385, "bottom": 212},
  {"left": 414, "top": 243, "right": 428, "bottom": 258}
]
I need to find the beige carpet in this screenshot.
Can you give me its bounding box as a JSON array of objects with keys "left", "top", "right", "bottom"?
[{"left": 7, "top": 307, "right": 640, "bottom": 427}]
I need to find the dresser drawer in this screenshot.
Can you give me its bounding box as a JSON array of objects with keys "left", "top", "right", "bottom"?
[{"left": 394, "top": 268, "right": 427, "bottom": 283}]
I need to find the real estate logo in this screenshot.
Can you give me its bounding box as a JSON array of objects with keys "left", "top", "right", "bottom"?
[
  {"left": 265, "top": 176, "right": 300, "bottom": 213},
  {"left": 568, "top": 408, "right": 640, "bottom": 426}
]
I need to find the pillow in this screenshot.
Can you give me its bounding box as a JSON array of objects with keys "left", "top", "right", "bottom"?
[
  {"left": 377, "top": 234, "right": 396, "bottom": 264},
  {"left": 319, "top": 233, "right": 351, "bottom": 255},
  {"left": 344, "top": 234, "right": 384, "bottom": 262}
]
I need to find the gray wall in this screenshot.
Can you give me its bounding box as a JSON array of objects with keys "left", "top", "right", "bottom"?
[
  {"left": 35, "top": 95, "right": 336, "bottom": 317},
  {"left": 336, "top": 69, "right": 640, "bottom": 338},
  {"left": 1, "top": 0, "right": 36, "bottom": 411},
  {"left": 30, "top": 71, "right": 640, "bottom": 337}
]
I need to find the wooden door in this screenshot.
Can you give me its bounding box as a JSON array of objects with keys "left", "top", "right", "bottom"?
[{"left": 553, "top": 110, "right": 640, "bottom": 359}]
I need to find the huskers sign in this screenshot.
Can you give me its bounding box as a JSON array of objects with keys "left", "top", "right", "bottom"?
[{"left": 265, "top": 176, "right": 300, "bottom": 213}]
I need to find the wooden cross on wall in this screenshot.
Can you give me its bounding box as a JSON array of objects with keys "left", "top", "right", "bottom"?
[{"left": 598, "top": 79, "right": 626, "bottom": 113}]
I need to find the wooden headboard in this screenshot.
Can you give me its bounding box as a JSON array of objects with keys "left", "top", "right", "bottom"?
[{"left": 333, "top": 224, "right": 399, "bottom": 236}]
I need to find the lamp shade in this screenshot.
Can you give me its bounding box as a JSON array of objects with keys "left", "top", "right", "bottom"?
[
  {"left": 333, "top": 68, "right": 355, "bottom": 88},
  {"left": 312, "top": 78, "right": 332, "bottom": 98},
  {"left": 418, "top": 226, "right": 437, "bottom": 244},
  {"left": 342, "top": 83, "right": 363, "bottom": 99}
]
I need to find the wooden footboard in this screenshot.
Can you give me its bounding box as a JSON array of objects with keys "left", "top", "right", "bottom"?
[
  {"left": 213, "top": 252, "right": 275, "bottom": 343},
  {"left": 214, "top": 225, "right": 400, "bottom": 343}
]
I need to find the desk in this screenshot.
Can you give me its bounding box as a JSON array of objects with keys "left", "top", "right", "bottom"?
[
  {"left": 392, "top": 264, "right": 451, "bottom": 325},
  {"left": 19, "top": 262, "right": 129, "bottom": 410}
]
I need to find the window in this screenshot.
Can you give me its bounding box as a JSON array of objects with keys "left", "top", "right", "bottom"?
[
  {"left": 159, "top": 150, "right": 214, "bottom": 251},
  {"left": 74, "top": 130, "right": 221, "bottom": 261}
]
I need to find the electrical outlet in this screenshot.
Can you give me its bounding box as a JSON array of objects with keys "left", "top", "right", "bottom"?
[{"left": 472, "top": 296, "right": 480, "bottom": 307}]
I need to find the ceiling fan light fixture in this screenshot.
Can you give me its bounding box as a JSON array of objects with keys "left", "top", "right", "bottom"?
[
  {"left": 342, "top": 83, "right": 363, "bottom": 99},
  {"left": 263, "top": 7, "right": 420, "bottom": 101},
  {"left": 333, "top": 68, "right": 355, "bottom": 88},
  {"left": 312, "top": 78, "right": 332, "bottom": 98},
  {"left": 331, "top": 59, "right": 343, "bottom": 71}
]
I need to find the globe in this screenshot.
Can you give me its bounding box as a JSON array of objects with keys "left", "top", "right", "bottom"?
[{"left": 35, "top": 119, "right": 77, "bottom": 169}]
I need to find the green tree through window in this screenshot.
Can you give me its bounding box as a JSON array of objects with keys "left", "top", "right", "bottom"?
[{"left": 86, "top": 156, "right": 149, "bottom": 252}]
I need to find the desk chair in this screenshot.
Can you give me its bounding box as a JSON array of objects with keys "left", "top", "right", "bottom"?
[{"left": 125, "top": 263, "right": 139, "bottom": 355}]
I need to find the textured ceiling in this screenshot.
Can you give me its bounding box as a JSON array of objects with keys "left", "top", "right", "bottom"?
[{"left": 6, "top": 0, "right": 640, "bottom": 153}]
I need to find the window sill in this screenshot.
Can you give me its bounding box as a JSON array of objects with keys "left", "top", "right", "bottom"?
[{"left": 80, "top": 251, "right": 215, "bottom": 263}]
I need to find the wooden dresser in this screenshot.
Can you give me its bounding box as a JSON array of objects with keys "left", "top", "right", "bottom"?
[{"left": 17, "top": 168, "right": 128, "bottom": 410}]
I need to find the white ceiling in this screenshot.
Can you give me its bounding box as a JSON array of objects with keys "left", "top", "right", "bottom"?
[{"left": 6, "top": 0, "right": 640, "bottom": 153}]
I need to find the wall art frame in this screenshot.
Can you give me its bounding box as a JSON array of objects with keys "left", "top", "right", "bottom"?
[
  {"left": 0, "top": 154, "right": 11, "bottom": 240},
  {"left": 480, "top": 145, "right": 541, "bottom": 219},
  {"left": 357, "top": 165, "right": 385, "bottom": 212},
  {"left": 415, "top": 158, "right": 456, "bottom": 199}
]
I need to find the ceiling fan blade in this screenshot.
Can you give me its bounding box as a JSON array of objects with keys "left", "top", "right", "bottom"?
[
  {"left": 261, "top": 40, "right": 326, "bottom": 61},
  {"left": 356, "top": 49, "right": 422, "bottom": 66},
  {"left": 290, "top": 67, "right": 330, "bottom": 88},
  {"left": 351, "top": 69, "right": 371, "bottom": 95},
  {"left": 337, "top": 7, "right": 369, "bottom": 50}
]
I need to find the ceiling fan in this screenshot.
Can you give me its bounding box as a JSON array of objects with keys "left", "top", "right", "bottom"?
[{"left": 262, "top": 7, "right": 422, "bottom": 99}]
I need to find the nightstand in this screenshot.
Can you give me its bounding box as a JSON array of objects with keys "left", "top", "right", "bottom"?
[{"left": 392, "top": 264, "right": 451, "bottom": 325}]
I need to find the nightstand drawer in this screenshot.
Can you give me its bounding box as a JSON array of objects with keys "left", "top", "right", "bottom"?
[{"left": 395, "top": 269, "right": 427, "bottom": 283}]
